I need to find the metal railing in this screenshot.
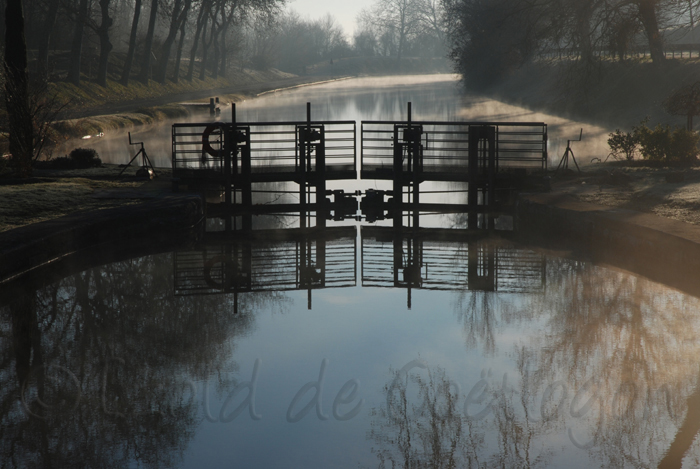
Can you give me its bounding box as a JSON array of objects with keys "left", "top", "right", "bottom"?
[
  {"left": 361, "top": 121, "right": 548, "bottom": 177},
  {"left": 172, "top": 121, "right": 356, "bottom": 179}
]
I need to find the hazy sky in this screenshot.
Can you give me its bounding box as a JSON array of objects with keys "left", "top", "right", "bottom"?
[{"left": 287, "top": 0, "right": 376, "bottom": 38}]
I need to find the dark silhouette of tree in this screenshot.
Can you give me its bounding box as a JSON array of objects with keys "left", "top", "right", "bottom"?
[
  {"left": 664, "top": 81, "right": 700, "bottom": 131},
  {"left": 137, "top": 0, "right": 159, "bottom": 83},
  {"left": 95, "top": 0, "right": 114, "bottom": 87},
  {"left": 3, "top": 0, "right": 33, "bottom": 176},
  {"left": 35, "top": 0, "right": 60, "bottom": 83},
  {"left": 155, "top": 0, "right": 192, "bottom": 84},
  {"left": 67, "top": 0, "right": 89, "bottom": 85},
  {"left": 120, "top": 0, "right": 143, "bottom": 86}
]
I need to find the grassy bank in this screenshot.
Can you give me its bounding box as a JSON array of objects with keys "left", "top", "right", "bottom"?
[
  {"left": 52, "top": 68, "right": 296, "bottom": 115},
  {"left": 486, "top": 59, "right": 698, "bottom": 130}
]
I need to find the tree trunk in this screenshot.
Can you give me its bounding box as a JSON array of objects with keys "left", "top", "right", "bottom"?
[
  {"left": 137, "top": 0, "right": 159, "bottom": 83},
  {"left": 120, "top": 0, "right": 142, "bottom": 86},
  {"left": 211, "top": 26, "right": 220, "bottom": 79},
  {"left": 575, "top": 1, "right": 594, "bottom": 65},
  {"left": 4, "top": 0, "right": 33, "bottom": 176},
  {"left": 637, "top": 0, "right": 665, "bottom": 63},
  {"left": 68, "top": 0, "right": 89, "bottom": 85},
  {"left": 36, "top": 0, "right": 59, "bottom": 84},
  {"left": 219, "top": 6, "right": 235, "bottom": 78},
  {"left": 219, "top": 23, "right": 228, "bottom": 77},
  {"left": 187, "top": 3, "right": 208, "bottom": 82},
  {"left": 96, "top": 0, "right": 113, "bottom": 87},
  {"left": 11, "top": 286, "right": 38, "bottom": 388},
  {"left": 199, "top": 12, "right": 214, "bottom": 80},
  {"left": 154, "top": 0, "right": 191, "bottom": 84},
  {"left": 172, "top": 13, "right": 187, "bottom": 82}
]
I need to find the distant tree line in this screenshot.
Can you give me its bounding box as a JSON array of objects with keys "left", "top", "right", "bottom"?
[
  {"left": 0, "top": 0, "right": 283, "bottom": 86},
  {"left": 0, "top": 0, "right": 451, "bottom": 89}
]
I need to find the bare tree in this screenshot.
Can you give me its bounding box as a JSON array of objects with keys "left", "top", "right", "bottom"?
[
  {"left": 154, "top": 0, "right": 192, "bottom": 83},
  {"left": 95, "top": 0, "right": 114, "bottom": 86},
  {"left": 35, "top": 0, "right": 60, "bottom": 83},
  {"left": 171, "top": 7, "right": 188, "bottom": 82},
  {"left": 137, "top": 0, "right": 159, "bottom": 83},
  {"left": 187, "top": 0, "right": 211, "bottom": 81},
  {"left": 120, "top": 0, "right": 143, "bottom": 85},
  {"left": 372, "top": 0, "right": 421, "bottom": 60},
  {"left": 67, "top": 0, "right": 89, "bottom": 85},
  {"left": 4, "top": 0, "right": 33, "bottom": 176},
  {"left": 637, "top": 0, "right": 665, "bottom": 63}
]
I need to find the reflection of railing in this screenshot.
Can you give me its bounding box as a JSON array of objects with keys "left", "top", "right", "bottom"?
[
  {"left": 361, "top": 226, "right": 546, "bottom": 296},
  {"left": 172, "top": 223, "right": 547, "bottom": 310},
  {"left": 173, "top": 227, "right": 357, "bottom": 307}
]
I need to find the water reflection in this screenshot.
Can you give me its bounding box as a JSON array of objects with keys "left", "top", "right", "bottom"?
[
  {"left": 0, "top": 253, "right": 267, "bottom": 467},
  {"left": 369, "top": 364, "right": 552, "bottom": 468},
  {"left": 4, "top": 225, "right": 700, "bottom": 466}
]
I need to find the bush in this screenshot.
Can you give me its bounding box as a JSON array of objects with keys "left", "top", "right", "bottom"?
[
  {"left": 69, "top": 148, "right": 102, "bottom": 167},
  {"left": 634, "top": 123, "right": 699, "bottom": 165},
  {"left": 34, "top": 147, "right": 102, "bottom": 170},
  {"left": 607, "top": 129, "right": 638, "bottom": 160},
  {"left": 608, "top": 120, "right": 700, "bottom": 166}
]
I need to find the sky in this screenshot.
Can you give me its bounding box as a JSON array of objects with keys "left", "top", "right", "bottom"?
[{"left": 287, "top": 0, "right": 376, "bottom": 39}]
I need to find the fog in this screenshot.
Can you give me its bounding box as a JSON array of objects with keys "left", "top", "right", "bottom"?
[{"left": 67, "top": 74, "right": 612, "bottom": 171}]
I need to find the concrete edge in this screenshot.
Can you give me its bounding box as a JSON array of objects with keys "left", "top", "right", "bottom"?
[
  {"left": 255, "top": 76, "right": 355, "bottom": 97},
  {"left": 0, "top": 194, "right": 204, "bottom": 284},
  {"left": 516, "top": 192, "right": 700, "bottom": 297}
]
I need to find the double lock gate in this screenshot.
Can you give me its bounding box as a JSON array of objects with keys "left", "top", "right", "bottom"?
[{"left": 172, "top": 103, "right": 548, "bottom": 230}]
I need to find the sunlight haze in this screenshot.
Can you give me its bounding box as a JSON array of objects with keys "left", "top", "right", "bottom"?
[{"left": 288, "top": 0, "right": 376, "bottom": 37}]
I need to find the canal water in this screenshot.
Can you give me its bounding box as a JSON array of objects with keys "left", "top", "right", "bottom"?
[
  {"left": 3, "top": 75, "right": 700, "bottom": 468},
  {"left": 76, "top": 74, "right": 611, "bottom": 170}
]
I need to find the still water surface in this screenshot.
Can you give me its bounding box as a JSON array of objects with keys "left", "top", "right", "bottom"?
[
  {"left": 77, "top": 75, "right": 611, "bottom": 169},
  {"left": 3, "top": 76, "right": 699, "bottom": 468}
]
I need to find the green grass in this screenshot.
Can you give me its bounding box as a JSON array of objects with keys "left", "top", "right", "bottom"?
[
  {"left": 0, "top": 174, "right": 142, "bottom": 232},
  {"left": 49, "top": 67, "right": 295, "bottom": 112}
]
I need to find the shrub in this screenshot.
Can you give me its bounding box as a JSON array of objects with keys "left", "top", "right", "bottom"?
[
  {"left": 633, "top": 122, "right": 668, "bottom": 162},
  {"left": 669, "top": 127, "right": 700, "bottom": 164},
  {"left": 69, "top": 148, "right": 101, "bottom": 167},
  {"left": 607, "top": 129, "right": 638, "bottom": 160},
  {"left": 633, "top": 122, "right": 699, "bottom": 165},
  {"left": 34, "top": 147, "right": 102, "bottom": 170},
  {"left": 608, "top": 119, "right": 700, "bottom": 166}
]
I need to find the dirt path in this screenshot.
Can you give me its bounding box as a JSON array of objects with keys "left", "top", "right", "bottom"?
[{"left": 552, "top": 165, "right": 700, "bottom": 226}]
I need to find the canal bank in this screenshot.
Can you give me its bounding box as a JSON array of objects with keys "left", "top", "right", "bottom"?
[
  {"left": 517, "top": 192, "right": 700, "bottom": 298},
  {"left": 50, "top": 75, "right": 355, "bottom": 144},
  {"left": 0, "top": 189, "right": 203, "bottom": 284}
]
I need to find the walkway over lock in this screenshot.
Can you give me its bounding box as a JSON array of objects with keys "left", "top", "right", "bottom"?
[
  {"left": 360, "top": 120, "right": 548, "bottom": 182},
  {"left": 171, "top": 103, "right": 548, "bottom": 231}
]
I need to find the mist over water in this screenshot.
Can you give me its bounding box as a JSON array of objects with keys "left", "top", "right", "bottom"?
[{"left": 69, "top": 75, "right": 612, "bottom": 169}]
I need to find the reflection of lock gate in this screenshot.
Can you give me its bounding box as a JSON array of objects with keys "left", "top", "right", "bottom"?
[
  {"left": 173, "top": 226, "right": 547, "bottom": 311},
  {"left": 171, "top": 103, "right": 548, "bottom": 231}
]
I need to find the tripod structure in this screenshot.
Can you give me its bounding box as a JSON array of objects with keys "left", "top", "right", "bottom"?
[
  {"left": 556, "top": 128, "right": 582, "bottom": 173},
  {"left": 119, "top": 132, "right": 157, "bottom": 177}
]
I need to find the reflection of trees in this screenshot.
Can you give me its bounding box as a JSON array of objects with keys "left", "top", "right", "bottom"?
[
  {"left": 369, "top": 364, "right": 551, "bottom": 468},
  {"left": 0, "top": 251, "right": 283, "bottom": 468},
  {"left": 517, "top": 259, "right": 700, "bottom": 467},
  {"left": 447, "top": 252, "right": 700, "bottom": 466},
  {"left": 454, "top": 291, "right": 500, "bottom": 356}
]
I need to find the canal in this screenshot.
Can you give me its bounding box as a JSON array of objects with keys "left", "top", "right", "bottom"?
[{"left": 2, "top": 75, "right": 698, "bottom": 468}]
